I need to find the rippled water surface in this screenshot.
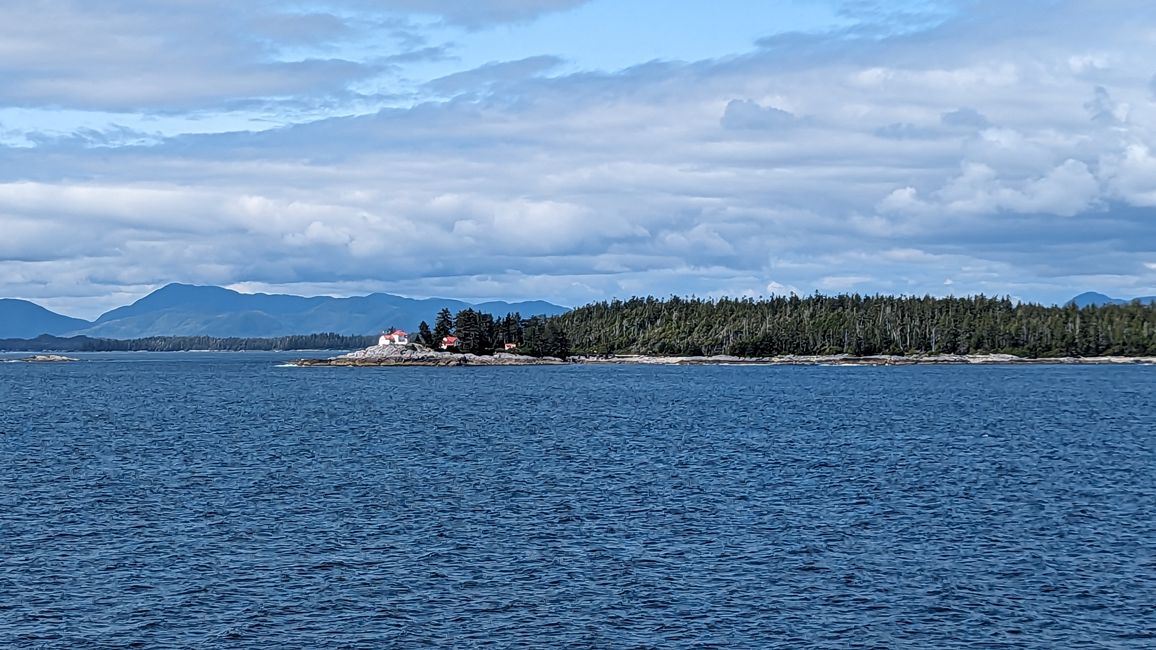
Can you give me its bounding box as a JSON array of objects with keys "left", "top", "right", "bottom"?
[{"left": 2, "top": 353, "right": 1155, "bottom": 648}]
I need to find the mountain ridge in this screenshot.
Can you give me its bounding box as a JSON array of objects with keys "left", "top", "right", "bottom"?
[
  {"left": 0, "top": 299, "right": 93, "bottom": 339},
  {"left": 1067, "top": 291, "right": 1156, "bottom": 308},
  {"left": 0, "top": 284, "right": 569, "bottom": 339}
]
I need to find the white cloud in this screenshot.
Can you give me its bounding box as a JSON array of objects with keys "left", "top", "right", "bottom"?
[
  {"left": 765, "top": 280, "right": 799, "bottom": 295},
  {"left": 720, "top": 100, "right": 797, "bottom": 130},
  {"left": 365, "top": 0, "right": 591, "bottom": 27},
  {"left": 818, "top": 275, "right": 873, "bottom": 291},
  {"left": 5, "top": 0, "right": 1156, "bottom": 314},
  {"left": 879, "top": 159, "right": 1100, "bottom": 217},
  {"left": 1102, "top": 143, "right": 1156, "bottom": 206}
]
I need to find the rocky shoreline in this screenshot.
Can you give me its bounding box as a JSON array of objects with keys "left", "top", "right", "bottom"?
[
  {"left": 574, "top": 353, "right": 1156, "bottom": 366},
  {"left": 291, "top": 344, "right": 566, "bottom": 367},
  {"left": 291, "top": 346, "right": 1156, "bottom": 368},
  {"left": 8, "top": 354, "right": 79, "bottom": 363}
]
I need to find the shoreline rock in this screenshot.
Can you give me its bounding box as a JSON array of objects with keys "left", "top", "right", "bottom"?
[
  {"left": 290, "top": 343, "right": 566, "bottom": 367},
  {"left": 14, "top": 354, "right": 79, "bottom": 363},
  {"left": 572, "top": 353, "right": 1156, "bottom": 366},
  {"left": 289, "top": 346, "right": 1156, "bottom": 368}
]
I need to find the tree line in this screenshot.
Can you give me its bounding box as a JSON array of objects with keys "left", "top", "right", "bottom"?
[
  {"left": 409, "top": 308, "right": 571, "bottom": 358},
  {"left": 545, "top": 294, "right": 1156, "bottom": 358},
  {"left": 9, "top": 294, "right": 1148, "bottom": 359}
]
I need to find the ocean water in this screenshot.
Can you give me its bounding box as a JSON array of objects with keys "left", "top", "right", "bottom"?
[{"left": 1, "top": 353, "right": 1154, "bottom": 648}]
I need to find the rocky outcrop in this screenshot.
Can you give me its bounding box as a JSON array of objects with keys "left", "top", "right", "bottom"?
[
  {"left": 291, "top": 346, "right": 1156, "bottom": 368},
  {"left": 291, "top": 344, "right": 565, "bottom": 367},
  {"left": 15, "top": 354, "right": 79, "bottom": 363}
]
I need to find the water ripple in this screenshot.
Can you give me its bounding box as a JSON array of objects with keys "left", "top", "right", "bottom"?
[{"left": 1, "top": 355, "right": 1154, "bottom": 648}]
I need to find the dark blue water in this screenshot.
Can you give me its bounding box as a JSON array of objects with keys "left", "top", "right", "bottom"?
[{"left": 1, "top": 354, "right": 1154, "bottom": 648}]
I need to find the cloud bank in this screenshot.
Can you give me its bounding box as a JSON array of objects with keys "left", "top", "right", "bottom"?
[{"left": 2, "top": 0, "right": 1156, "bottom": 317}]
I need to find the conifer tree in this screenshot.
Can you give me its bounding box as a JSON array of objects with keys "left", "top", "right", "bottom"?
[
  {"left": 433, "top": 308, "right": 453, "bottom": 344},
  {"left": 417, "top": 321, "right": 433, "bottom": 347}
]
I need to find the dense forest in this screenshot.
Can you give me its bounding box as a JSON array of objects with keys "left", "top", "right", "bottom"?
[
  {"left": 410, "top": 309, "right": 572, "bottom": 358},
  {"left": 548, "top": 294, "right": 1156, "bottom": 358},
  {"left": 6, "top": 295, "right": 1155, "bottom": 358}
]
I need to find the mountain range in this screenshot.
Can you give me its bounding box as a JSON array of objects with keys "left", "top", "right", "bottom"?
[
  {"left": 0, "top": 284, "right": 569, "bottom": 339},
  {"left": 0, "top": 299, "right": 93, "bottom": 339},
  {"left": 1066, "top": 292, "right": 1156, "bottom": 308}
]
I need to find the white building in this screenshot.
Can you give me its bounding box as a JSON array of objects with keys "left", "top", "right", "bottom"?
[{"left": 379, "top": 329, "right": 409, "bottom": 345}]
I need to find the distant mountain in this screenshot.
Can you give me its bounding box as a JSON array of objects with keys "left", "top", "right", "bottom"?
[
  {"left": 1068, "top": 292, "right": 1156, "bottom": 308},
  {"left": 0, "top": 299, "right": 92, "bottom": 339},
  {"left": 60, "top": 284, "right": 569, "bottom": 338}
]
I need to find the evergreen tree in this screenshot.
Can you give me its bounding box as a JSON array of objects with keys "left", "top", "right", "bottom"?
[
  {"left": 417, "top": 321, "right": 434, "bottom": 347},
  {"left": 454, "top": 308, "right": 484, "bottom": 354},
  {"left": 433, "top": 308, "right": 453, "bottom": 344}
]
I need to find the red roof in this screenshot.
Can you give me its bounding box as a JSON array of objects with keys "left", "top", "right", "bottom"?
[
  {"left": 389, "top": 330, "right": 408, "bottom": 336},
  {"left": 442, "top": 336, "right": 459, "bottom": 343}
]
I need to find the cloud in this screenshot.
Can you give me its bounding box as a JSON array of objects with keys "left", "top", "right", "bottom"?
[
  {"left": 426, "top": 56, "right": 565, "bottom": 95},
  {"left": 0, "top": 2, "right": 391, "bottom": 111},
  {"left": 720, "top": 100, "right": 797, "bottom": 130},
  {"left": 818, "top": 275, "right": 873, "bottom": 291},
  {"left": 1085, "top": 85, "right": 1127, "bottom": 125},
  {"left": 765, "top": 280, "right": 799, "bottom": 295},
  {"left": 367, "top": 0, "right": 591, "bottom": 27},
  {"left": 880, "top": 159, "right": 1100, "bottom": 217},
  {"left": 874, "top": 122, "right": 936, "bottom": 140},
  {"left": 835, "top": 0, "right": 959, "bottom": 31},
  {"left": 1102, "top": 144, "right": 1156, "bottom": 206},
  {"left": 6, "top": 0, "right": 1156, "bottom": 314},
  {"left": 0, "top": 0, "right": 585, "bottom": 112},
  {"left": 941, "top": 107, "right": 990, "bottom": 129}
]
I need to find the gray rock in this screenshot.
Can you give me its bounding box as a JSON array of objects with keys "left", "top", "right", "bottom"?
[
  {"left": 17, "top": 355, "right": 79, "bottom": 363},
  {"left": 292, "top": 343, "right": 565, "bottom": 367}
]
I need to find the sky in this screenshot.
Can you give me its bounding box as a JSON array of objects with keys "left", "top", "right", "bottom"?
[{"left": 2, "top": 0, "right": 1156, "bottom": 318}]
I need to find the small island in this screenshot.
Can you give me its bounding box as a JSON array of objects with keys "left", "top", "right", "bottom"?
[
  {"left": 14, "top": 354, "right": 79, "bottom": 363},
  {"left": 291, "top": 341, "right": 566, "bottom": 367}
]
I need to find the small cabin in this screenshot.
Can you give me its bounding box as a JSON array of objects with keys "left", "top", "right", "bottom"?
[
  {"left": 440, "top": 335, "right": 460, "bottom": 350},
  {"left": 504, "top": 343, "right": 518, "bottom": 351},
  {"left": 379, "top": 329, "right": 409, "bottom": 345}
]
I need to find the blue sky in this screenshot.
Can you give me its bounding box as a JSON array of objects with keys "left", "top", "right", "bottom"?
[{"left": 1, "top": 0, "right": 1155, "bottom": 318}]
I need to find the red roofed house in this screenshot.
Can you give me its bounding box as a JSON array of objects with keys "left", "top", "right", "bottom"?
[
  {"left": 379, "top": 329, "right": 409, "bottom": 345},
  {"left": 440, "top": 335, "right": 460, "bottom": 350}
]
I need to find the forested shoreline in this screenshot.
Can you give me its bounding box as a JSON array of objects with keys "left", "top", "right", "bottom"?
[
  {"left": 4, "top": 294, "right": 1155, "bottom": 358},
  {"left": 553, "top": 295, "right": 1156, "bottom": 358}
]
